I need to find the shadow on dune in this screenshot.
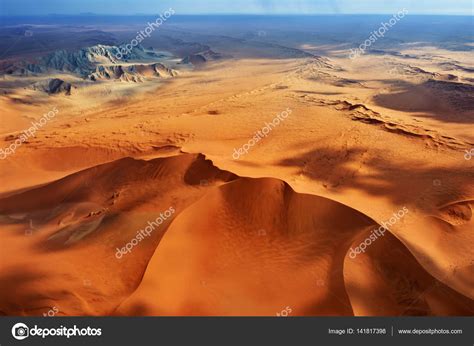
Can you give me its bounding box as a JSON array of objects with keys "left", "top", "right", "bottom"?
[
  {"left": 373, "top": 79, "right": 474, "bottom": 124},
  {"left": 345, "top": 228, "right": 474, "bottom": 316},
  {"left": 278, "top": 145, "right": 473, "bottom": 304},
  {"left": 115, "top": 176, "right": 375, "bottom": 316},
  {"left": 0, "top": 153, "right": 472, "bottom": 316},
  {"left": 277, "top": 146, "right": 473, "bottom": 209},
  {"left": 0, "top": 267, "right": 57, "bottom": 316}
]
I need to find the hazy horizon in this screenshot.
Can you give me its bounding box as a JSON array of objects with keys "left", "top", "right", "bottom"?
[
  {"left": 0, "top": 0, "right": 473, "bottom": 16},
  {"left": 1, "top": 13, "right": 474, "bottom": 17}
]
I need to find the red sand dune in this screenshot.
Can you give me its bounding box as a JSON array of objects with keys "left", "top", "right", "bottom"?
[{"left": 1, "top": 154, "right": 471, "bottom": 316}]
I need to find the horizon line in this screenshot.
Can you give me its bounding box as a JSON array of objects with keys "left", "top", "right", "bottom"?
[{"left": 1, "top": 13, "right": 473, "bottom": 17}]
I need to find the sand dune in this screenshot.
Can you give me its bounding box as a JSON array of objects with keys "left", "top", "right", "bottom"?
[
  {"left": 1, "top": 153, "right": 472, "bottom": 316},
  {"left": 0, "top": 154, "right": 237, "bottom": 315},
  {"left": 1, "top": 17, "right": 473, "bottom": 317},
  {"left": 116, "top": 175, "right": 376, "bottom": 316},
  {"left": 345, "top": 228, "right": 474, "bottom": 316},
  {"left": 296, "top": 96, "right": 473, "bottom": 150}
]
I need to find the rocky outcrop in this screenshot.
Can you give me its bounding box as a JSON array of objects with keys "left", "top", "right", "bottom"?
[
  {"left": 181, "top": 49, "right": 223, "bottom": 65},
  {"left": 1, "top": 44, "right": 174, "bottom": 81},
  {"left": 30, "top": 78, "right": 72, "bottom": 95},
  {"left": 89, "top": 63, "right": 178, "bottom": 82}
]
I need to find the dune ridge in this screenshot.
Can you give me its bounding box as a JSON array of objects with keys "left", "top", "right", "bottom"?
[
  {"left": 1, "top": 16, "right": 473, "bottom": 317},
  {"left": 1, "top": 153, "right": 472, "bottom": 316},
  {"left": 295, "top": 96, "right": 473, "bottom": 151}
]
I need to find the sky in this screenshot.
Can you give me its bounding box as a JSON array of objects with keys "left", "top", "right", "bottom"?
[{"left": 0, "top": 0, "right": 473, "bottom": 16}]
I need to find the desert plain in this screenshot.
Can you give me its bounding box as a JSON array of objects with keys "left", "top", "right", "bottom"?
[{"left": 0, "top": 14, "right": 473, "bottom": 316}]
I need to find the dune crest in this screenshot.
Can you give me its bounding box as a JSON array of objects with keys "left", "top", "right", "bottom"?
[
  {"left": 1, "top": 153, "right": 471, "bottom": 316},
  {"left": 1, "top": 15, "right": 473, "bottom": 317}
]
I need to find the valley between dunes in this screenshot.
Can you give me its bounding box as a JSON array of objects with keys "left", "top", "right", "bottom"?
[{"left": 0, "top": 52, "right": 473, "bottom": 316}]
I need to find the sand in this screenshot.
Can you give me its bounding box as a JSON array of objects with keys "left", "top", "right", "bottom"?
[{"left": 0, "top": 29, "right": 473, "bottom": 316}]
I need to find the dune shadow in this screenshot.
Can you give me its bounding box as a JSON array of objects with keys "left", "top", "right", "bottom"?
[
  {"left": 277, "top": 146, "right": 472, "bottom": 208},
  {"left": 0, "top": 267, "right": 50, "bottom": 315},
  {"left": 373, "top": 79, "right": 474, "bottom": 124}
]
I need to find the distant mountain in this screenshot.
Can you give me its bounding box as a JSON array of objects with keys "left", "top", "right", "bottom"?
[
  {"left": 90, "top": 63, "right": 178, "bottom": 82},
  {"left": 1, "top": 44, "right": 177, "bottom": 83},
  {"left": 181, "top": 49, "right": 223, "bottom": 65}
]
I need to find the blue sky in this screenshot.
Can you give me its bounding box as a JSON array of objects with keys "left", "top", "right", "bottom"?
[{"left": 1, "top": 0, "right": 473, "bottom": 15}]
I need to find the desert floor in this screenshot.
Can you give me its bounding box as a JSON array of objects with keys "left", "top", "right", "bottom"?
[{"left": 0, "top": 31, "right": 473, "bottom": 316}]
